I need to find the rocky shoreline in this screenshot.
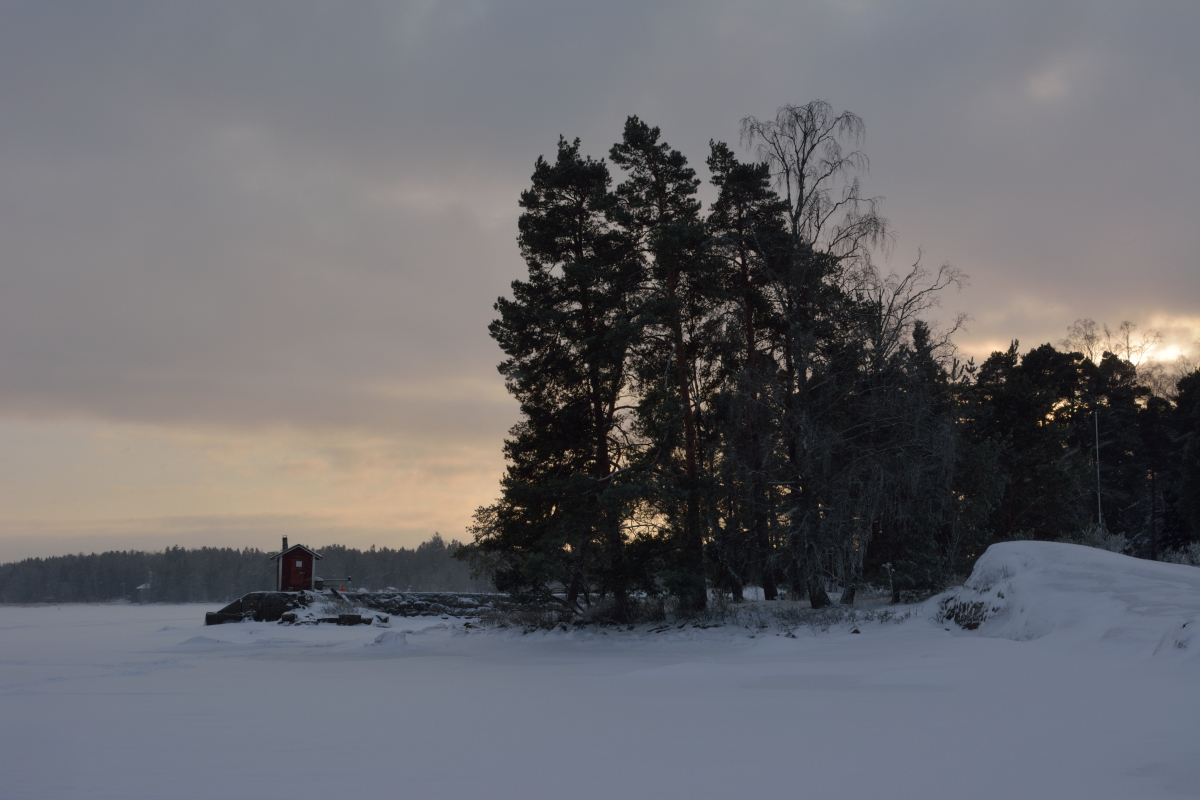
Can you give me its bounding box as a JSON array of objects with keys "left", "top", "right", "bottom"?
[{"left": 205, "top": 589, "right": 518, "bottom": 625}]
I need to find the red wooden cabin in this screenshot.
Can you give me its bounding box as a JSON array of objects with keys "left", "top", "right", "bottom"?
[{"left": 270, "top": 537, "right": 323, "bottom": 591}]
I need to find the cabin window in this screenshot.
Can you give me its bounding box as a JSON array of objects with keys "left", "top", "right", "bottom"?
[{"left": 296, "top": 560, "right": 303, "bottom": 567}]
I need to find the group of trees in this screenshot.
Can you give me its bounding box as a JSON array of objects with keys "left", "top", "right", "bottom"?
[
  {"left": 463, "top": 101, "right": 1200, "bottom": 619},
  {"left": 0, "top": 534, "right": 482, "bottom": 604}
]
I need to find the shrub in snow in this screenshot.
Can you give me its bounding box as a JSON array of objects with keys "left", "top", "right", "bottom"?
[
  {"left": 1060, "top": 524, "right": 1199, "bottom": 567},
  {"left": 1162, "top": 541, "right": 1200, "bottom": 567},
  {"left": 1060, "top": 523, "right": 1128, "bottom": 554}
]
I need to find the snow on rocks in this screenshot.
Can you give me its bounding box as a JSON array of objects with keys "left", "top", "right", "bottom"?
[
  {"left": 368, "top": 630, "right": 411, "bottom": 649},
  {"left": 933, "top": 540, "right": 1200, "bottom": 654},
  {"left": 205, "top": 590, "right": 516, "bottom": 626}
]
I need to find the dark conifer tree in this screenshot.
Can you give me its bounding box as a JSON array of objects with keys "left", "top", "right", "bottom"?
[
  {"left": 1172, "top": 369, "right": 1200, "bottom": 542},
  {"left": 472, "top": 137, "right": 641, "bottom": 616},
  {"left": 861, "top": 322, "right": 960, "bottom": 599},
  {"left": 1082, "top": 353, "right": 1149, "bottom": 541},
  {"left": 706, "top": 141, "right": 789, "bottom": 598},
  {"left": 1138, "top": 394, "right": 1174, "bottom": 559},
  {"left": 609, "top": 117, "right": 714, "bottom": 613},
  {"left": 971, "top": 343, "right": 1092, "bottom": 540}
]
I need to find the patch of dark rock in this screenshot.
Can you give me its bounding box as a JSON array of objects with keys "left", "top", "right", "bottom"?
[
  {"left": 937, "top": 598, "right": 989, "bottom": 631},
  {"left": 206, "top": 591, "right": 517, "bottom": 625}
]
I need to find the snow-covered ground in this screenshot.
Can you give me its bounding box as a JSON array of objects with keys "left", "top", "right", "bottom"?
[{"left": 1, "top": 542, "right": 1197, "bottom": 800}]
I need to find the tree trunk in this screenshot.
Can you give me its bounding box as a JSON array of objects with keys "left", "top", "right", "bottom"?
[
  {"left": 1149, "top": 470, "right": 1158, "bottom": 561},
  {"left": 669, "top": 269, "right": 706, "bottom": 614},
  {"left": 740, "top": 250, "right": 776, "bottom": 601}
]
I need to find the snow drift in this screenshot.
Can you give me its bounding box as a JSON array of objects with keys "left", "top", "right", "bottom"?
[
  {"left": 367, "top": 629, "right": 411, "bottom": 649},
  {"left": 935, "top": 540, "right": 1200, "bottom": 653}
]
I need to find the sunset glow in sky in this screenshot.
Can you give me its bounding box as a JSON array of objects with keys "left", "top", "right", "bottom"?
[{"left": 1, "top": 2, "right": 1197, "bottom": 561}]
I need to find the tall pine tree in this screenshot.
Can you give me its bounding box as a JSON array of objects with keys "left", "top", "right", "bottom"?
[
  {"left": 610, "top": 117, "right": 714, "bottom": 613},
  {"left": 473, "top": 138, "right": 641, "bottom": 616}
]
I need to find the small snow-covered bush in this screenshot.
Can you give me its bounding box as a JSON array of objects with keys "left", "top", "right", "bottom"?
[
  {"left": 476, "top": 593, "right": 672, "bottom": 630},
  {"left": 1162, "top": 542, "right": 1200, "bottom": 567},
  {"left": 696, "top": 601, "right": 911, "bottom": 633},
  {"left": 1061, "top": 523, "right": 1128, "bottom": 554},
  {"left": 476, "top": 605, "right": 572, "bottom": 630}
]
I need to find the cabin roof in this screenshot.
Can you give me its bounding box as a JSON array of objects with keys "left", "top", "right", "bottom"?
[{"left": 268, "top": 543, "right": 323, "bottom": 561}]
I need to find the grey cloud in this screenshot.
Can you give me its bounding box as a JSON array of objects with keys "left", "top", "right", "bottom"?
[{"left": 0, "top": 1, "right": 1197, "bottom": 441}]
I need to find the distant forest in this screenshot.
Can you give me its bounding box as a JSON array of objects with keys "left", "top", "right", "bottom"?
[
  {"left": 0, "top": 534, "right": 485, "bottom": 604},
  {"left": 462, "top": 101, "right": 1200, "bottom": 619}
]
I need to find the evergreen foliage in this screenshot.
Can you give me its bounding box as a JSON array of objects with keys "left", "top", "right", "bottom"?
[{"left": 463, "top": 101, "right": 1199, "bottom": 616}]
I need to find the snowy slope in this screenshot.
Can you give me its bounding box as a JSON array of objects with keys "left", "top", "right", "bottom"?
[
  {"left": 934, "top": 541, "right": 1200, "bottom": 656},
  {"left": 1, "top": 542, "right": 1197, "bottom": 800}
]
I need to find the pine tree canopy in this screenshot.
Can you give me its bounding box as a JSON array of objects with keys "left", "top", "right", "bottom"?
[{"left": 462, "top": 103, "right": 1200, "bottom": 620}]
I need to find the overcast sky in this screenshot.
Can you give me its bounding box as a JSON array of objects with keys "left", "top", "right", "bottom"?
[{"left": 1, "top": 1, "right": 1197, "bottom": 561}]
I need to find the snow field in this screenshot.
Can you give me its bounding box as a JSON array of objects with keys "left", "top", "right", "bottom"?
[{"left": 1, "top": 542, "right": 1197, "bottom": 799}]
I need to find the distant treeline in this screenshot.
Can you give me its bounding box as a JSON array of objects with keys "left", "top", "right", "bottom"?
[{"left": 0, "top": 534, "right": 485, "bottom": 604}]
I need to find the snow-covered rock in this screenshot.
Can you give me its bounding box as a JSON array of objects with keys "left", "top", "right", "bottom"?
[{"left": 934, "top": 540, "right": 1200, "bottom": 653}]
